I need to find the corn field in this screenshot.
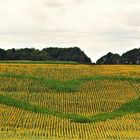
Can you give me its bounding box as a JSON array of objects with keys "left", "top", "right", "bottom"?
[{"left": 0, "top": 64, "right": 140, "bottom": 139}]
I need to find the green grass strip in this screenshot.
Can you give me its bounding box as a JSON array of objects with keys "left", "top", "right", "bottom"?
[
  {"left": 0, "top": 94, "right": 91, "bottom": 123},
  {"left": 0, "top": 94, "right": 140, "bottom": 123},
  {"left": 0, "top": 60, "right": 78, "bottom": 64},
  {"left": 0, "top": 73, "right": 140, "bottom": 92},
  {"left": 89, "top": 97, "right": 140, "bottom": 122}
]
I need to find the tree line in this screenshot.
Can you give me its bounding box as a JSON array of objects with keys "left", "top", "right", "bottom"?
[
  {"left": 0, "top": 47, "right": 91, "bottom": 64},
  {"left": 96, "top": 48, "right": 140, "bottom": 64}
]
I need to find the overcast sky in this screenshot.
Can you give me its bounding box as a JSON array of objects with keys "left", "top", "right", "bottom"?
[{"left": 0, "top": 0, "right": 140, "bottom": 62}]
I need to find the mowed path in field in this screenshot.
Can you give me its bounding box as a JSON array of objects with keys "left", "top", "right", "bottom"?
[{"left": 0, "top": 64, "right": 140, "bottom": 139}]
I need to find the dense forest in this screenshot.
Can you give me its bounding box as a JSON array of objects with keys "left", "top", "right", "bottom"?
[
  {"left": 96, "top": 48, "right": 140, "bottom": 64},
  {"left": 0, "top": 47, "right": 91, "bottom": 64},
  {"left": 0, "top": 47, "right": 140, "bottom": 64}
]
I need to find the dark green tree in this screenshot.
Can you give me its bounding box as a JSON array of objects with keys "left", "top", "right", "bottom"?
[
  {"left": 0, "top": 49, "right": 7, "bottom": 60},
  {"left": 96, "top": 52, "right": 121, "bottom": 64},
  {"left": 0, "top": 47, "right": 91, "bottom": 64}
]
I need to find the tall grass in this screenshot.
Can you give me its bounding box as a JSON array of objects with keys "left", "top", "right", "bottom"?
[
  {"left": 1, "top": 94, "right": 140, "bottom": 123},
  {"left": 0, "top": 73, "right": 140, "bottom": 92}
]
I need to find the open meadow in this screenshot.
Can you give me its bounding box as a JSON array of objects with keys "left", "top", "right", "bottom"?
[{"left": 0, "top": 64, "right": 140, "bottom": 139}]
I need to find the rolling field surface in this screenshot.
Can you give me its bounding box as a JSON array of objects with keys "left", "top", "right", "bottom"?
[{"left": 0, "top": 64, "right": 140, "bottom": 139}]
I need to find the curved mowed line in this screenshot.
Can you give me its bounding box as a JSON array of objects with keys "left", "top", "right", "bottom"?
[
  {"left": 0, "top": 94, "right": 140, "bottom": 123},
  {"left": 0, "top": 73, "right": 140, "bottom": 123},
  {"left": 0, "top": 73, "right": 140, "bottom": 92}
]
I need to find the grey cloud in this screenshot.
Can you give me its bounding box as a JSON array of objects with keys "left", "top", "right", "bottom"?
[
  {"left": 0, "top": 0, "right": 140, "bottom": 61},
  {"left": 44, "top": 0, "right": 85, "bottom": 7}
]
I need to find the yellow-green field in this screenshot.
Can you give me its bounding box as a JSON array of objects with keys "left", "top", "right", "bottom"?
[{"left": 0, "top": 64, "right": 140, "bottom": 139}]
